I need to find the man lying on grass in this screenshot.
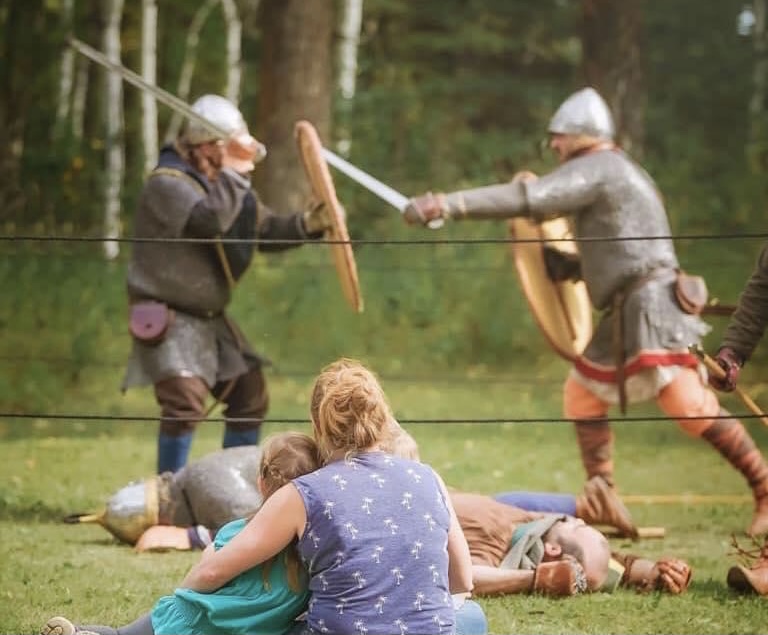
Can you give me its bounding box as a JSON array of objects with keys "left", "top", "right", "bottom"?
[{"left": 73, "top": 427, "right": 691, "bottom": 597}]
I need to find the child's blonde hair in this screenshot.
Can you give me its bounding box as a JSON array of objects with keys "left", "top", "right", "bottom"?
[
  {"left": 256, "top": 431, "right": 320, "bottom": 591},
  {"left": 259, "top": 431, "right": 320, "bottom": 497},
  {"left": 310, "top": 358, "right": 394, "bottom": 461}
]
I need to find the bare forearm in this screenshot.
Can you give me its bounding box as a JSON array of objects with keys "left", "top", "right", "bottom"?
[{"left": 180, "top": 567, "right": 219, "bottom": 592}]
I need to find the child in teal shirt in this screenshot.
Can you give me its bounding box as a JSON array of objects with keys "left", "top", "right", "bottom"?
[{"left": 42, "top": 431, "right": 319, "bottom": 635}]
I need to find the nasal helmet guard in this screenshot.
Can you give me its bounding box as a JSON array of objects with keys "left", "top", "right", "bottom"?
[{"left": 548, "top": 87, "right": 615, "bottom": 140}]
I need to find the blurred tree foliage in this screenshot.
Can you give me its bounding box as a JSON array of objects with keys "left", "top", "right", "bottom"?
[
  {"left": 1, "top": 0, "right": 764, "bottom": 233},
  {"left": 2, "top": 0, "right": 768, "bottom": 413}
]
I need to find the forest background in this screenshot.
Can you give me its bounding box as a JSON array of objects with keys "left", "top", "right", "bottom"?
[{"left": 2, "top": 1, "right": 768, "bottom": 634}]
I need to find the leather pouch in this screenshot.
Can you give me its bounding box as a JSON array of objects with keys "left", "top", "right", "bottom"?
[
  {"left": 129, "top": 301, "right": 174, "bottom": 345},
  {"left": 675, "top": 270, "right": 708, "bottom": 315}
]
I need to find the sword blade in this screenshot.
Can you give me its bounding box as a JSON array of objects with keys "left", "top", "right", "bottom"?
[
  {"left": 71, "top": 38, "right": 267, "bottom": 162},
  {"left": 321, "top": 148, "right": 444, "bottom": 228},
  {"left": 70, "top": 38, "right": 229, "bottom": 140},
  {"left": 321, "top": 148, "right": 409, "bottom": 211}
]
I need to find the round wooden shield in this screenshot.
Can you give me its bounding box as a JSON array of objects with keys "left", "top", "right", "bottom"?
[
  {"left": 508, "top": 216, "right": 592, "bottom": 361},
  {"left": 294, "top": 120, "right": 363, "bottom": 313}
]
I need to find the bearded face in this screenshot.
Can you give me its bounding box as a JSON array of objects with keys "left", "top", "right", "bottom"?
[
  {"left": 548, "top": 133, "right": 607, "bottom": 163},
  {"left": 187, "top": 140, "right": 225, "bottom": 180}
]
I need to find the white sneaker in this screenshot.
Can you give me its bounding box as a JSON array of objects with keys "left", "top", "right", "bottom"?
[
  {"left": 41, "top": 617, "right": 76, "bottom": 635},
  {"left": 40, "top": 616, "right": 99, "bottom": 635}
]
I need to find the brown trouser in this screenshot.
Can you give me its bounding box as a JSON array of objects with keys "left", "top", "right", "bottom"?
[{"left": 154, "top": 366, "right": 269, "bottom": 436}]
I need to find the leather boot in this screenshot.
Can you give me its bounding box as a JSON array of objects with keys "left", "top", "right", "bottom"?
[
  {"left": 573, "top": 419, "right": 615, "bottom": 486},
  {"left": 702, "top": 410, "right": 768, "bottom": 536},
  {"left": 575, "top": 475, "right": 639, "bottom": 539},
  {"left": 727, "top": 538, "right": 768, "bottom": 595}
]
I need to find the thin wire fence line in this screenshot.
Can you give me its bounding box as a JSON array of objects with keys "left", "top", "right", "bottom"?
[
  {"left": 2, "top": 231, "right": 768, "bottom": 246},
  {"left": 4, "top": 229, "right": 765, "bottom": 428},
  {"left": 3, "top": 411, "right": 767, "bottom": 425},
  {"left": 0, "top": 251, "right": 550, "bottom": 273}
]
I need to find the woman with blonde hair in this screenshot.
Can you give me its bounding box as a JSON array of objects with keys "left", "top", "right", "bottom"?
[{"left": 178, "top": 357, "right": 480, "bottom": 635}]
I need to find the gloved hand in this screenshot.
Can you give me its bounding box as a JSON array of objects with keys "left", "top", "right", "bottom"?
[
  {"left": 532, "top": 559, "right": 587, "bottom": 596},
  {"left": 636, "top": 558, "right": 692, "bottom": 594},
  {"left": 303, "top": 199, "right": 334, "bottom": 234},
  {"left": 708, "top": 346, "right": 742, "bottom": 392},
  {"left": 542, "top": 246, "right": 582, "bottom": 283},
  {"left": 403, "top": 192, "right": 446, "bottom": 225}
]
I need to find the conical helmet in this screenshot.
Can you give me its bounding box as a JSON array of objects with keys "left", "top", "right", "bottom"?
[
  {"left": 182, "top": 94, "right": 267, "bottom": 169},
  {"left": 548, "top": 87, "right": 615, "bottom": 140},
  {"left": 63, "top": 477, "right": 162, "bottom": 545},
  {"left": 184, "top": 94, "right": 248, "bottom": 145}
]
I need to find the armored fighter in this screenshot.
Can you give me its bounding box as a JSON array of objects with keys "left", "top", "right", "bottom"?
[
  {"left": 404, "top": 86, "right": 768, "bottom": 536},
  {"left": 122, "top": 95, "right": 333, "bottom": 474}
]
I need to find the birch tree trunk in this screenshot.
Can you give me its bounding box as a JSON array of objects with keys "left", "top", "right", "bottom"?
[
  {"left": 54, "top": 0, "right": 75, "bottom": 142},
  {"left": 220, "top": 0, "right": 243, "bottom": 104},
  {"left": 164, "top": 0, "right": 218, "bottom": 142},
  {"left": 334, "top": 0, "right": 363, "bottom": 155},
  {"left": 71, "top": 54, "right": 89, "bottom": 141},
  {"left": 141, "top": 0, "right": 159, "bottom": 173},
  {"left": 257, "top": 0, "right": 334, "bottom": 210},
  {"left": 102, "top": 0, "right": 124, "bottom": 260}
]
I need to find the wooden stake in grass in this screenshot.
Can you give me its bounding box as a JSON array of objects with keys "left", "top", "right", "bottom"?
[
  {"left": 600, "top": 526, "right": 666, "bottom": 539},
  {"left": 621, "top": 494, "right": 751, "bottom": 504}
]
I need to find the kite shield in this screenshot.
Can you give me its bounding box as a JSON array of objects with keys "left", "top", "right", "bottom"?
[
  {"left": 295, "top": 120, "right": 363, "bottom": 313},
  {"left": 508, "top": 215, "right": 592, "bottom": 362}
]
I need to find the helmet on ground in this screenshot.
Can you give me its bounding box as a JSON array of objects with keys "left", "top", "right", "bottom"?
[
  {"left": 64, "top": 477, "right": 161, "bottom": 545},
  {"left": 548, "top": 87, "right": 615, "bottom": 140}
]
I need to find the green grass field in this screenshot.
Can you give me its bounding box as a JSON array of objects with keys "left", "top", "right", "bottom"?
[
  {"left": 2, "top": 238, "right": 768, "bottom": 633},
  {"left": 2, "top": 373, "right": 768, "bottom": 635}
]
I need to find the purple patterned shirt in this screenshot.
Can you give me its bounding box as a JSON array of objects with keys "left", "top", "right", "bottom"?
[{"left": 293, "top": 452, "right": 455, "bottom": 635}]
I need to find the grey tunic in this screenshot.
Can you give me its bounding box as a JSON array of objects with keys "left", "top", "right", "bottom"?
[
  {"left": 123, "top": 145, "right": 316, "bottom": 389},
  {"left": 443, "top": 148, "right": 709, "bottom": 374},
  {"left": 721, "top": 242, "right": 768, "bottom": 363}
]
